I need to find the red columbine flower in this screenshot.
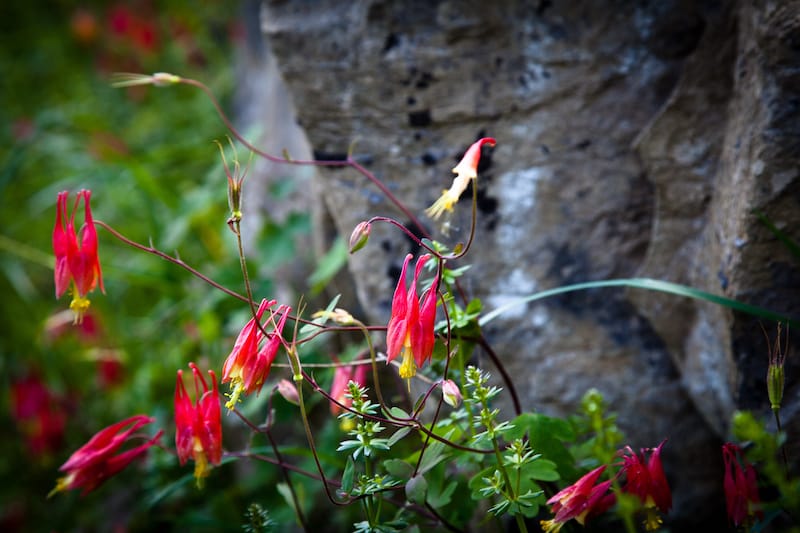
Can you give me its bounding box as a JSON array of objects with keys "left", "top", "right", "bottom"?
[
  {"left": 330, "top": 359, "right": 369, "bottom": 415},
  {"left": 425, "top": 137, "right": 496, "bottom": 220},
  {"left": 540, "top": 465, "right": 615, "bottom": 532},
  {"left": 221, "top": 299, "right": 291, "bottom": 409},
  {"left": 53, "top": 190, "right": 104, "bottom": 323},
  {"left": 386, "top": 254, "right": 439, "bottom": 380},
  {"left": 175, "top": 363, "right": 222, "bottom": 488},
  {"left": 722, "top": 443, "right": 763, "bottom": 527},
  {"left": 49, "top": 414, "right": 161, "bottom": 497},
  {"left": 620, "top": 440, "right": 672, "bottom": 531}
]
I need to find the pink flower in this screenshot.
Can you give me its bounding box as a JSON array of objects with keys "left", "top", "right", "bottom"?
[
  {"left": 386, "top": 254, "right": 438, "bottom": 379},
  {"left": 540, "top": 465, "right": 615, "bottom": 532},
  {"left": 425, "top": 137, "right": 496, "bottom": 220},
  {"left": 329, "top": 359, "right": 369, "bottom": 415},
  {"left": 49, "top": 415, "right": 161, "bottom": 496},
  {"left": 175, "top": 363, "right": 222, "bottom": 487},
  {"left": 53, "top": 190, "right": 104, "bottom": 323},
  {"left": 221, "top": 299, "right": 290, "bottom": 409},
  {"left": 620, "top": 441, "right": 671, "bottom": 530},
  {"left": 722, "top": 443, "right": 762, "bottom": 527}
]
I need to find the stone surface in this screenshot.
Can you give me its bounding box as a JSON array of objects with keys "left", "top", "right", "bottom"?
[{"left": 256, "top": 0, "right": 800, "bottom": 527}]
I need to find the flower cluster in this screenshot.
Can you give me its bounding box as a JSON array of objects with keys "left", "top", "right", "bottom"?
[
  {"left": 222, "top": 299, "right": 291, "bottom": 409},
  {"left": 722, "top": 443, "right": 762, "bottom": 527},
  {"left": 175, "top": 363, "right": 222, "bottom": 487},
  {"left": 541, "top": 441, "right": 672, "bottom": 532},
  {"left": 386, "top": 254, "right": 438, "bottom": 380},
  {"left": 619, "top": 441, "right": 672, "bottom": 531},
  {"left": 49, "top": 415, "right": 161, "bottom": 497},
  {"left": 53, "top": 190, "right": 104, "bottom": 323},
  {"left": 540, "top": 465, "right": 615, "bottom": 532}
]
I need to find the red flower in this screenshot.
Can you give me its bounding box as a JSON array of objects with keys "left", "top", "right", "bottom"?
[
  {"left": 49, "top": 415, "right": 161, "bottom": 496},
  {"left": 10, "top": 374, "right": 66, "bottom": 457},
  {"left": 386, "top": 254, "right": 439, "bottom": 380},
  {"left": 540, "top": 465, "right": 615, "bottom": 532},
  {"left": 221, "top": 299, "right": 291, "bottom": 409},
  {"left": 329, "top": 359, "right": 369, "bottom": 415},
  {"left": 426, "top": 137, "right": 496, "bottom": 220},
  {"left": 620, "top": 441, "right": 672, "bottom": 530},
  {"left": 175, "top": 363, "right": 222, "bottom": 487},
  {"left": 722, "top": 443, "right": 762, "bottom": 526},
  {"left": 53, "top": 190, "right": 104, "bottom": 323}
]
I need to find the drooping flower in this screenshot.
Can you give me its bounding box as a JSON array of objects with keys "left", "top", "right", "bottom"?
[
  {"left": 722, "top": 443, "right": 762, "bottom": 527},
  {"left": 49, "top": 414, "right": 162, "bottom": 497},
  {"left": 425, "top": 137, "right": 496, "bottom": 220},
  {"left": 619, "top": 441, "right": 672, "bottom": 531},
  {"left": 386, "top": 254, "right": 439, "bottom": 380},
  {"left": 329, "top": 359, "right": 369, "bottom": 415},
  {"left": 221, "top": 299, "right": 290, "bottom": 409},
  {"left": 53, "top": 190, "right": 104, "bottom": 323},
  {"left": 540, "top": 465, "right": 615, "bottom": 532},
  {"left": 175, "top": 363, "right": 222, "bottom": 487}
]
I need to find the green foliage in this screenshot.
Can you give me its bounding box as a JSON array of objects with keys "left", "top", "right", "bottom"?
[{"left": 8, "top": 4, "right": 798, "bottom": 532}]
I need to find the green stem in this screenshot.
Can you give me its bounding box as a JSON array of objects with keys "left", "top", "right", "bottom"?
[
  {"left": 773, "top": 408, "right": 790, "bottom": 473},
  {"left": 295, "top": 375, "right": 351, "bottom": 506}
]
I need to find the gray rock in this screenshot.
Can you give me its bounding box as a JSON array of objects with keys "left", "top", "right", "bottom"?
[{"left": 253, "top": 0, "right": 800, "bottom": 527}]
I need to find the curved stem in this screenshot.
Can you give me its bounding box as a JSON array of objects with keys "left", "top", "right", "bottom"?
[
  {"left": 179, "top": 77, "right": 429, "bottom": 236},
  {"left": 263, "top": 392, "right": 308, "bottom": 531},
  {"left": 294, "top": 376, "right": 353, "bottom": 506},
  {"left": 95, "top": 220, "right": 249, "bottom": 303}
]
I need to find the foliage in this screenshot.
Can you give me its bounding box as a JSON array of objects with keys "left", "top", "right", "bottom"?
[{"left": 4, "top": 4, "right": 799, "bottom": 532}]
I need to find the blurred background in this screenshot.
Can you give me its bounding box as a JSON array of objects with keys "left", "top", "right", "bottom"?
[{"left": 0, "top": 2, "right": 332, "bottom": 530}]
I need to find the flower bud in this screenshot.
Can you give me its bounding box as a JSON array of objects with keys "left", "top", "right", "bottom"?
[
  {"left": 277, "top": 379, "right": 299, "bottom": 406},
  {"left": 767, "top": 364, "right": 784, "bottom": 411},
  {"left": 764, "top": 323, "right": 788, "bottom": 412},
  {"left": 441, "top": 379, "right": 462, "bottom": 408},
  {"left": 348, "top": 221, "right": 371, "bottom": 254}
]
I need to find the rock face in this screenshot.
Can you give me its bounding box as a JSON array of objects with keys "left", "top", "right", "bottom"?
[{"left": 259, "top": 0, "right": 800, "bottom": 527}]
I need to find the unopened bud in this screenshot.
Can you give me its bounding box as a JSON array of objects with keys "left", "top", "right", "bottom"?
[
  {"left": 277, "top": 379, "right": 299, "bottom": 406},
  {"left": 441, "top": 379, "right": 462, "bottom": 408},
  {"left": 765, "top": 324, "right": 788, "bottom": 412},
  {"left": 348, "top": 221, "right": 371, "bottom": 254},
  {"left": 768, "top": 364, "right": 785, "bottom": 411}
]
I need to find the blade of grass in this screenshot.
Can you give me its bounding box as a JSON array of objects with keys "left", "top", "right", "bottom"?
[{"left": 478, "top": 278, "right": 798, "bottom": 327}]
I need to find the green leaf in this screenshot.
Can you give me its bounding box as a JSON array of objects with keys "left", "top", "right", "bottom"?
[
  {"left": 387, "top": 426, "right": 411, "bottom": 447},
  {"left": 307, "top": 237, "right": 348, "bottom": 295},
  {"left": 276, "top": 482, "right": 302, "bottom": 517},
  {"left": 383, "top": 458, "right": 414, "bottom": 479},
  {"left": 405, "top": 474, "right": 428, "bottom": 504},
  {"left": 342, "top": 457, "right": 355, "bottom": 493},
  {"left": 524, "top": 459, "right": 560, "bottom": 482},
  {"left": 299, "top": 293, "right": 341, "bottom": 336},
  {"left": 754, "top": 210, "right": 800, "bottom": 261},
  {"left": 507, "top": 413, "right": 576, "bottom": 480},
  {"left": 417, "top": 430, "right": 454, "bottom": 475}
]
